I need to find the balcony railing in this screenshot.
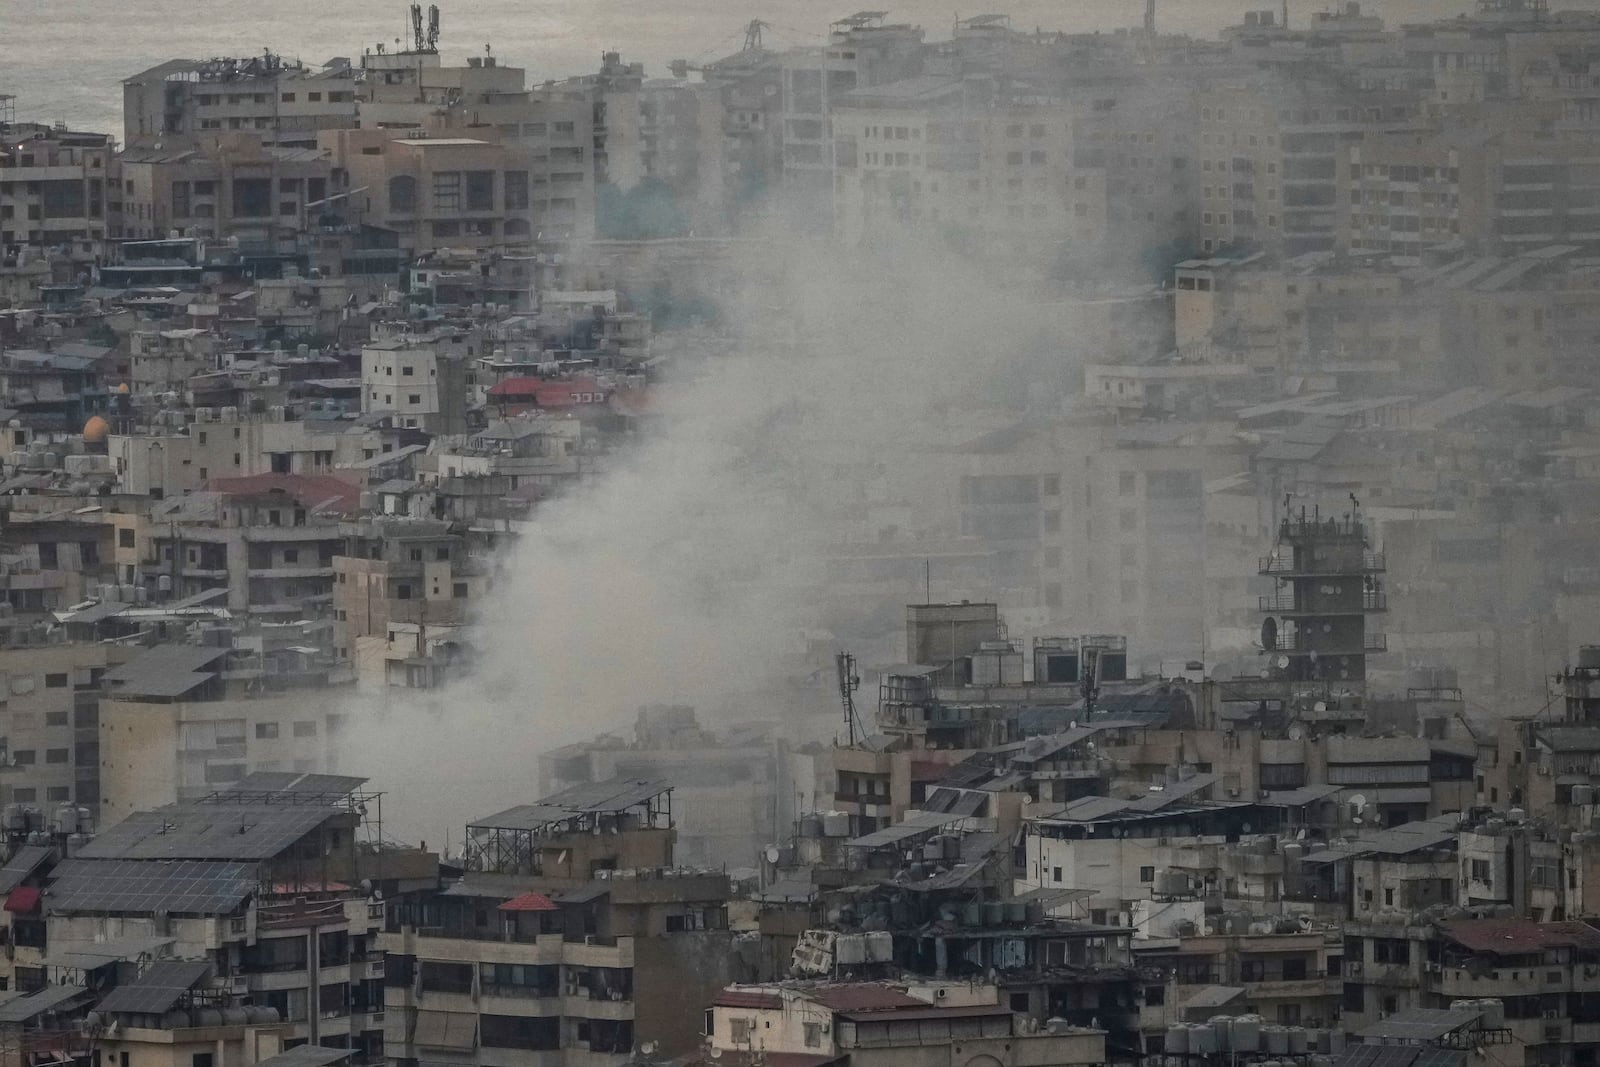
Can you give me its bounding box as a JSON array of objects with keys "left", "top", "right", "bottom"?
[
  {"left": 1259, "top": 552, "right": 1386, "bottom": 575},
  {"left": 1258, "top": 591, "right": 1387, "bottom": 613},
  {"left": 1262, "top": 632, "right": 1388, "bottom": 654}
]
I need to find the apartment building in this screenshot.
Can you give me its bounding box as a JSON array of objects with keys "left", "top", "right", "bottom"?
[
  {"left": 778, "top": 14, "right": 925, "bottom": 224},
  {"left": 39, "top": 774, "right": 391, "bottom": 1061},
  {"left": 0, "top": 643, "right": 127, "bottom": 811},
  {"left": 0, "top": 123, "right": 116, "bottom": 254},
  {"left": 122, "top": 55, "right": 359, "bottom": 148},
  {"left": 97, "top": 643, "right": 352, "bottom": 822},
  {"left": 331, "top": 517, "right": 490, "bottom": 687},
  {"left": 359, "top": 333, "right": 475, "bottom": 434},
  {"left": 117, "top": 133, "right": 338, "bottom": 242},
  {"left": 703, "top": 981, "right": 1106, "bottom": 1067},
  {"left": 381, "top": 779, "right": 740, "bottom": 1066}
]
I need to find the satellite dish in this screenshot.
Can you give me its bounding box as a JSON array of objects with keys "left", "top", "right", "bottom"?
[
  {"left": 764, "top": 845, "right": 781, "bottom": 864},
  {"left": 1276, "top": 655, "right": 1291, "bottom": 670},
  {"left": 1313, "top": 701, "right": 1327, "bottom": 712},
  {"left": 1069, "top": 720, "right": 1078, "bottom": 730},
  {"left": 1021, "top": 795, "right": 1032, "bottom": 805},
  {"left": 1350, "top": 794, "right": 1368, "bottom": 813},
  {"left": 641, "top": 1042, "right": 658, "bottom": 1056},
  {"left": 1288, "top": 725, "right": 1303, "bottom": 741},
  {"left": 1261, "top": 617, "right": 1278, "bottom": 650},
  {"left": 710, "top": 1050, "right": 723, "bottom": 1060}
]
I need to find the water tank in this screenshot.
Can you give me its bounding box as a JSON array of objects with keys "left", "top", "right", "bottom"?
[
  {"left": 1327, "top": 1030, "right": 1347, "bottom": 1055},
  {"left": 162, "top": 1009, "right": 191, "bottom": 1029},
  {"left": 1574, "top": 785, "right": 1595, "bottom": 807},
  {"left": 64, "top": 833, "right": 86, "bottom": 857},
  {"left": 221, "top": 1007, "right": 249, "bottom": 1026},
  {"left": 1479, "top": 999, "right": 1505, "bottom": 1027},
  {"left": 1005, "top": 901, "right": 1027, "bottom": 924},
  {"left": 83, "top": 1012, "right": 102, "bottom": 1032},
  {"left": 1188, "top": 1024, "right": 1219, "bottom": 1055},
  {"left": 1287, "top": 1026, "right": 1309, "bottom": 1054},
  {"left": 1209, "top": 1016, "right": 1233, "bottom": 1049},
  {"left": 1579, "top": 646, "right": 1600, "bottom": 670},
  {"left": 1045, "top": 1017, "right": 1071, "bottom": 1035},
  {"left": 923, "top": 839, "right": 944, "bottom": 862},
  {"left": 246, "top": 1006, "right": 281, "bottom": 1025},
  {"left": 1508, "top": 808, "right": 1527, "bottom": 824},
  {"left": 194, "top": 1008, "right": 223, "bottom": 1027},
  {"left": 983, "top": 901, "right": 1006, "bottom": 925},
  {"left": 963, "top": 902, "right": 982, "bottom": 926},
  {"left": 50, "top": 804, "right": 78, "bottom": 836},
  {"left": 1166, "top": 1024, "right": 1190, "bottom": 1055},
  {"left": 1231, "top": 1014, "right": 1262, "bottom": 1053},
  {"left": 1264, "top": 1025, "right": 1290, "bottom": 1055},
  {"left": 1283, "top": 842, "right": 1304, "bottom": 865},
  {"left": 1175, "top": 920, "right": 1199, "bottom": 938}
]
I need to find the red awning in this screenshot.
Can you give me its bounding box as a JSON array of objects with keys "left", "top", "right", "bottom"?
[
  {"left": 5, "top": 886, "right": 41, "bottom": 913},
  {"left": 498, "top": 891, "right": 558, "bottom": 912}
]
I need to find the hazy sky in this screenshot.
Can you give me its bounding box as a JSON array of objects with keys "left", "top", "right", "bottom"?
[{"left": 0, "top": 0, "right": 1502, "bottom": 134}]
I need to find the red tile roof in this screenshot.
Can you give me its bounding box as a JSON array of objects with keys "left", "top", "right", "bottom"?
[
  {"left": 486, "top": 377, "right": 609, "bottom": 407},
  {"left": 806, "top": 984, "right": 924, "bottom": 1012},
  {"left": 498, "top": 891, "right": 558, "bottom": 912},
  {"left": 714, "top": 990, "right": 784, "bottom": 1010},
  {"left": 1441, "top": 919, "right": 1600, "bottom": 955},
  {"left": 206, "top": 473, "right": 362, "bottom": 515}
]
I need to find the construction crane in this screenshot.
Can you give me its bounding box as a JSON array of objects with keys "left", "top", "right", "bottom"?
[{"left": 669, "top": 19, "right": 772, "bottom": 78}]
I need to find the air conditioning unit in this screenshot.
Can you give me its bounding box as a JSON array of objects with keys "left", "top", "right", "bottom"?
[
  {"left": 936, "top": 988, "right": 948, "bottom": 999},
  {"left": 1544, "top": 1010, "right": 1561, "bottom": 1020},
  {"left": 370, "top": 1012, "right": 384, "bottom": 1024}
]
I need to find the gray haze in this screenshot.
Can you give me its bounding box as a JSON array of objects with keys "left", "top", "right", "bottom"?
[
  {"left": 340, "top": 231, "right": 1084, "bottom": 846},
  {"left": 0, "top": 0, "right": 1503, "bottom": 133}
]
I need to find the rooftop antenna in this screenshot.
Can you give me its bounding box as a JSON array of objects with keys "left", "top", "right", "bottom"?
[
  {"left": 410, "top": 3, "right": 425, "bottom": 53},
  {"left": 427, "top": 4, "right": 441, "bottom": 50},
  {"left": 836, "top": 652, "right": 863, "bottom": 745}
]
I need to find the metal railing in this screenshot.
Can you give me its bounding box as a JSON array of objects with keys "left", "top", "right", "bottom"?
[
  {"left": 1258, "top": 591, "right": 1387, "bottom": 612},
  {"left": 1259, "top": 552, "right": 1385, "bottom": 575}
]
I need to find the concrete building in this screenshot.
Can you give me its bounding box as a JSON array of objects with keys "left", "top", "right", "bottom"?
[
  {"left": 0, "top": 644, "right": 127, "bottom": 811},
  {"left": 117, "top": 134, "right": 338, "bottom": 243},
  {"left": 97, "top": 643, "right": 352, "bottom": 823},
  {"left": 381, "top": 779, "right": 740, "bottom": 1067},
  {"left": 122, "top": 55, "right": 359, "bottom": 148},
  {"left": 702, "top": 980, "right": 1106, "bottom": 1067},
  {"left": 0, "top": 123, "right": 116, "bottom": 254},
  {"left": 359, "top": 333, "right": 475, "bottom": 434},
  {"left": 331, "top": 517, "right": 489, "bottom": 687}
]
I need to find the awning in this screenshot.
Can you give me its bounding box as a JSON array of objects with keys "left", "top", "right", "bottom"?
[
  {"left": 413, "top": 1010, "right": 476, "bottom": 1050},
  {"left": 6, "top": 886, "right": 41, "bottom": 913},
  {"left": 498, "top": 892, "right": 557, "bottom": 912}
]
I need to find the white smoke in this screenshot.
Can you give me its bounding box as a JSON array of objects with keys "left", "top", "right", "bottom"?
[{"left": 339, "top": 230, "right": 1097, "bottom": 845}]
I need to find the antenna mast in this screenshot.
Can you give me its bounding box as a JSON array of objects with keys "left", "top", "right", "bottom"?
[{"left": 836, "top": 652, "right": 863, "bottom": 745}]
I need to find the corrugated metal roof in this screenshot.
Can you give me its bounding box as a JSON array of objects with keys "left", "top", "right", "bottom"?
[
  {"left": 103, "top": 645, "right": 229, "bottom": 698},
  {"left": 0, "top": 983, "right": 92, "bottom": 1022}
]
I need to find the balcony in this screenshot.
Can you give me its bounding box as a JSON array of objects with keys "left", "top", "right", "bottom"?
[
  {"left": 1259, "top": 552, "right": 1385, "bottom": 576},
  {"left": 1258, "top": 591, "right": 1387, "bottom": 614},
  {"left": 1263, "top": 632, "right": 1387, "bottom": 655}
]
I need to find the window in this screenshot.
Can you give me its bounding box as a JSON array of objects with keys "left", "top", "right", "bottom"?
[
  {"left": 283, "top": 549, "right": 299, "bottom": 564},
  {"left": 293, "top": 721, "right": 317, "bottom": 738},
  {"left": 803, "top": 1023, "right": 822, "bottom": 1048},
  {"left": 11, "top": 751, "right": 34, "bottom": 766},
  {"left": 1471, "top": 858, "right": 1491, "bottom": 883},
  {"left": 1140, "top": 866, "right": 1155, "bottom": 882},
  {"left": 256, "top": 722, "right": 280, "bottom": 740},
  {"left": 1145, "top": 986, "right": 1166, "bottom": 1006},
  {"left": 1052, "top": 865, "right": 1063, "bottom": 883},
  {"left": 45, "top": 749, "right": 68, "bottom": 765},
  {"left": 118, "top": 528, "right": 135, "bottom": 548},
  {"left": 433, "top": 172, "right": 462, "bottom": 210},
  {"left": 453, "top": 583, "right": 468, "bottom": 599},
  {"left": 44, "top": 673, "right": 67, "bottom": 689}
]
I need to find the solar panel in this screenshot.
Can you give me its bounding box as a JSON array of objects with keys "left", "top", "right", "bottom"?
[
  {"left": 253, "top": 1047, "right": 351, "bottom": 1067},
  {"left": 76, "top": 805, "right": 335, "bottom": 861},
  {"left": 0, "top": 845, "right": 52, "bottom": 893},
  {"left": 95, "top": 960, "right": 210, "bottom": 1014},
  {"left": 48, "top": 859, "right": 255, "bottom": 915},
  {"left": 0, "top": 984, "right": 92, "bottom": 1023}
]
